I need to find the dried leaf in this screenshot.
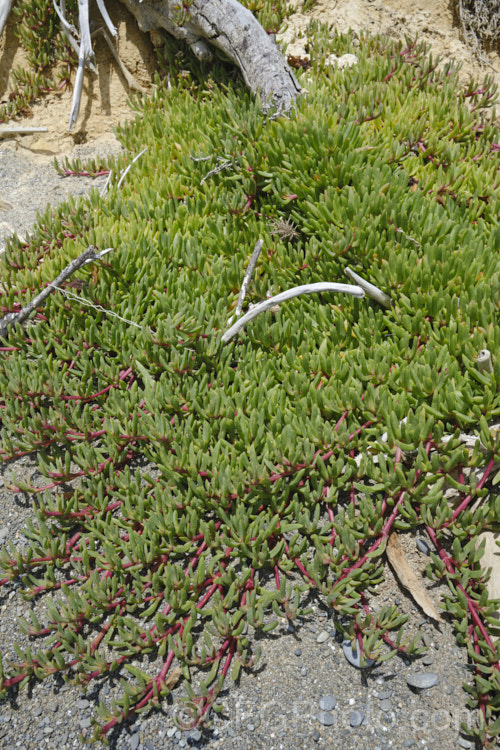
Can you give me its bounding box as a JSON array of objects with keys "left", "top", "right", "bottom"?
[
  {"left": 163, "top": 667, "right": 182, "bottom": 690},
  {"left": 387, "top": 533, "right": 443, "bottom": 623}
]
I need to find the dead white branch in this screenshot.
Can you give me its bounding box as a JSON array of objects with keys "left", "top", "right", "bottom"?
[
  {"left": 0, "top": 246, "right": 108, "bottom": 339},
  {"left": 116, "top": 147, "right": 147, "bottom": 190},
  {"left": 345, "top": 267, "right": 392, "bottom": 309},
  {"left": 96, "top": 0, "right": 118, "bottom": 38},
  {"left": 0, "top": 126, "right": 48, "bottom": 138},
  {"left": 69, "top": 0, "right": 96, "bottom": 130},
  {"left": 222, "top": 282, "right": 365, "bottom": 343},
  {"left": 0, "top": 0, "right": 12, "bottom": 38},
  {"left": 118, "top": 0, "right": 301, "bottom": 113},
  {"left": 235, "top": 239, "right": 263, "bottom": 318}
]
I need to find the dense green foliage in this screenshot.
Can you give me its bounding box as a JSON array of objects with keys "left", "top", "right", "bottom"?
[{"left": 1, "top": 22, "right": 500, "bottom": 745}]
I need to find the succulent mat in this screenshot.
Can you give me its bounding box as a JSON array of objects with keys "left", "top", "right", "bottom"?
[{"left": 1, "top": 20, "right": 500, "bottom": 747}]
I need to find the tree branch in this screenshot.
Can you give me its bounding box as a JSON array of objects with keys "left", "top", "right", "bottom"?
[{"left": 0, "top": 246, "right": 99, "bottom": 339}]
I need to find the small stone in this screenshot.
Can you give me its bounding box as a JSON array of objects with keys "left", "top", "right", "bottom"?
[
  {"left": 188, "top": 728, "right": 202, "bottom": 742},
  {"left": 80, "top": 718, "right": 92, "bottom": 729},
  {"left": 294, "top": 648, "right": 302, "bottom": 656},
  {"left": 0, "top": 527, "right": 8, "bottom": 542},
  {"left": 178, "top": 740, "right": 187, "bottom": 749},
  {"left": 77, "top": 699, "right": 90, "bottom": 709},
  {"left": 316, "top": 630, "right": 329, "bottom": 644},
  {"left": 167, "top": 727, "right": 177, "bottom": 738},
  {"left": 407, "top": 672, "right": 438, "bottom": 689},
  {"left": 301, "top": 667, "right": 307, "bottom": 676},
  {"left": 376, "top": 688, "right": 393, "bottom": 700},
  {"left": 43, "top": 726, "right": 54, "bottom": 734},
  {"left": 416, "top": 538, "right": 431, "bottom": 555},
  {"left": 145, "top": 741, "right": 155, "bottom": 750},
  {"left": 130, "top": 733, "right": 140, "bottom": 750},
  {"left": 349, "top": 710, "right": 365, "bottom": 727},
  {"left": 342, "top": 639, "right": 376, "bottom": 669},
  {"left": 422, "top": 654, "right": 434, "bottom": 666},
  {"left": 457, "top": 738, "right": 474, "bottom": 749},
  {"left": 420, "top": 632, "right": 432, "bottom": 647},
  {"left": 312, "top": 729, "right": 321, "bottom": 742},
  {"left": 402, "top": 740, "right": 416, "bottom": 748},
  {"left": 50, "top": 702, "right": 59, "bottom": 712},
  {"left": 316, "top": 710, "right": 335, "bottom": 726},
  {"left": 318, "top": 695, "right": 336, "bottom": 712},
  {"left": 379, "top": 699, "right": 392, "bottom": 713}
]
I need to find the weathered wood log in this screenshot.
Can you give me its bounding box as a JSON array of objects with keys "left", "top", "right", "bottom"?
[
  {"left": 118, "top": 0, "right": 301, "bottom": 113},
  {"left": 0, "top": 0, "right": 300, "bottom": 127},
  {"left": 0, "top": 0, "right": 12, "bottom": 39}
]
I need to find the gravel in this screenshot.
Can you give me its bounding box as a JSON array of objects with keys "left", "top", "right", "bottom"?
[{"left": 0, "top": 139, "right": 483, "bottom": 750}]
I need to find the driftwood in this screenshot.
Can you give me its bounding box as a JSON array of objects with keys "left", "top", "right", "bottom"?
[
  {"left": 0, "top": 246, "right": 100, "bottom": 339},
  {"left": 119, "top": 0, "right": 300, "bottom": 113},
  {"left": 0, "top": 0, "right": 11, "bottom": 39},
  {"left": 0, "top": 0, "right": 300, "bottom": 130}
]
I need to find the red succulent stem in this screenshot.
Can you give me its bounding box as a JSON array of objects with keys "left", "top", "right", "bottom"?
[
  {"left": 425, "top": 524, "right": 499, "bottom": 663},
  {"left": 448, "top": 457, "right": 496, "bottom": 524}
]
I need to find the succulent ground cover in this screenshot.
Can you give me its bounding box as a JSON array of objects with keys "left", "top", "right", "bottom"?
[{"left": 0, "top": 19, "right": 500, "bottom": 747}]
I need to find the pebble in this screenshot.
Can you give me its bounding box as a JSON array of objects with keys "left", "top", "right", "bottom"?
[
  {"left": 420, "top": 632, "right": 432, "bottom": 647},
  {"left": 402, "top": 740, "right": 416, "bottom": 748},
  {"left": 376, "top": 688, "right": 393, "bottom": 700},
  {"left": 316, "top": 630, "right": 329, "bottom": 643},
  {"left": 379, "top": 699, "right": 392, "bottom": 713},
  {"left": 167, "top": 727, "right": 177, "bottom": 738},
  {"left": 457, "top": 739, "right": 474, "bottom": 749},
  {"left": 316, "top": 710, "right": 335, "bottom": 726},
  {"left": 80, "top": 718, "right": 92, "bottom": 728},
  {"left": 312, "top": 729, "right": 320, "bottom": 742},
  {"left": 422, "top": 654, "right": 434, "bottom": 666},
  {"left": 77, "top": 699, "right": 90, "bottom": 709},
  {"left": 342, "top": 639, "right": 376, "bottom": 669},
  {"left": 130, "top": 733, "right": 140, "bottom": 750},
  {"left": 318, "top": 695, "right": 336, "bottom": 711},
  {"left": 188, "top": 728, "right": 202, "bottom": 742},
  {"left": 0, "top": 527, "right": 8, "bottom": 543},
  {"left": 294, "top": 648, "right": 302, "bottom": 656},
  {"left": 349, "top": 710, "right": 365, "bottom": 727},
  {"left": 416, "top": 537, "right": 431, "bottom": 555},
  {"left": 407, "top": 672, "right": 438, "bottom": 689},
  {"left": 301, "top": 667, "right": 307, "bottom": 676}
]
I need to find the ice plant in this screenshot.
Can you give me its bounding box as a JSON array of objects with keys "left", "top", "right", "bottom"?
[{"left": 0, "top": 24, "right": 499, "bottom": 747}]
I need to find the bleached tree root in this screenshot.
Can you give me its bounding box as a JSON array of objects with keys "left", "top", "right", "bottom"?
[{"left": 118, "top": 0, "right": 301, "bottom": 113}]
